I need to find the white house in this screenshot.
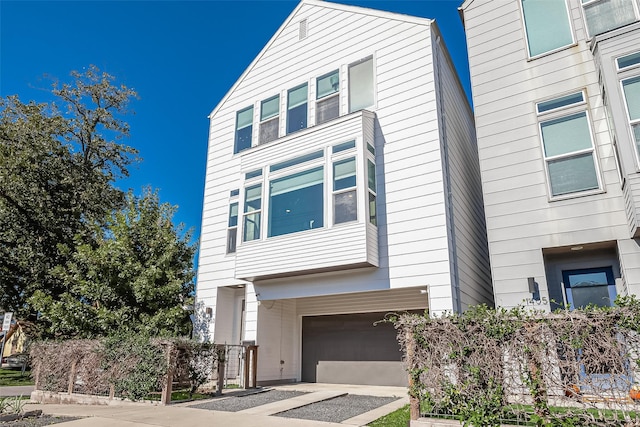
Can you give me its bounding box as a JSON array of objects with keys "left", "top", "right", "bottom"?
[
  {"left": 460, "top": 0, "right": 640, "bottom": 311},
  {"left": 196, "top": 0, "right": 492, "bottom": 386}
]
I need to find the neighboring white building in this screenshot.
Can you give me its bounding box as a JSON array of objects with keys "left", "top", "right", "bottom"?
[
  {"left": 196, "top": 0, "right": 492, "bottom": 386},
  {"left": 460, "top": 0, "right": 640, "bottom": 311}
]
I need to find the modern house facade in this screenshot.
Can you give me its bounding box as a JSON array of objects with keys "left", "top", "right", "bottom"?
[
  {"left": 460, "top": 0, "right": 640, "bottom": 311},
  {"left": 196, "top": 0, "right": 492, "bottom": 386}
]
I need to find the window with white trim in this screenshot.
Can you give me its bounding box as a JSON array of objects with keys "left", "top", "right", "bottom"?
[
  {"left": 521, "top": 0, "right": 574, "bottom": 57},
  {"left": 234, "top": 106, "right": 253, "bottom": 154},
  {"left": 581, "top": 0, "right": 638, "bottom": 37},
  {"left": 349, "top": 57, "right": 374, "bottom": 113},
  {"left": 259, "top": 95, "right": 279, "bottom": 145},
  {"left": 287, "top": 83, "right": 308, "bottom": 134},
  {"left": 243, "top": 184, "right": 262, "bottom": 242},
  {"left": 333, "top": 157, "right": 357, "bottom": 224},
  {"left": 622, "top": 76, "right": 640, "bottom": 158},
  {"left": 227, "top": 201, "right": 238, "bottom": 254},
  {"left": 536, "top": 92, "right": 601, "bottom": 197},
  {"left": 316, "top": 70, "right": 339, "bottom": 125}
]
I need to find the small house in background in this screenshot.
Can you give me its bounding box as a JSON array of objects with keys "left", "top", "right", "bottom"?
[
  {"left": 1, "top": 320, "right": 32, "bottom": 359},
  {"left": 460, "top": 0, "right": 640, "bottom": 311},
  {"left": 196, "top": 0, "right": 492, "bottom": 387}
]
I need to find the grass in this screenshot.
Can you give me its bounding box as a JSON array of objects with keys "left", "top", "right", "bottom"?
[
  {"left": 145, "top": 388, "right": 214, "bottom": 402},
  {"left": 368, "top": 404, "right": 410, "bottom": 427},
  {"left": 0, "top": 368, "right": 33, "bottom": 386}
]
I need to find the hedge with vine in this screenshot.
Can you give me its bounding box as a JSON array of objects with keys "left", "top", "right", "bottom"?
[{"left": 394, "top": 296, "right": 640, "bottom": 426}]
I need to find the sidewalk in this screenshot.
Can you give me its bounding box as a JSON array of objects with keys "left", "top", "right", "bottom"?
[
  {"left": 26, "top": 383, "right": 409, "bottom": 427},
  {"left": 0, "top": 385, "right": 34, "bottom": 396}
]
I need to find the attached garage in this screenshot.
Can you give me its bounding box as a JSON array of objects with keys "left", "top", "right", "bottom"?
[{"left": 301, "top": 311, "right": 413, "bottom": 386}]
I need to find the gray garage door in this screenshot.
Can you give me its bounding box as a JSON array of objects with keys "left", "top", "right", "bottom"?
[{"left": 301, "top": 312, "right": 409, "bottom": 386}]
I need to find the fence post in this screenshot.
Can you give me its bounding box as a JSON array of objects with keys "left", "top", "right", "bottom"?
[
  {"left": 406, "top": 328, "right": 420, "bottom": 421},
  {"left": 216, "top": 344, "right": 226, "bottom": 396},
  {"left": 160, "top": 343, "right": 175, "bottom": 406},
  {"left": 250, "top": 345, "right": 258, "bottom": 388},
  {"left": 67, "top": 360, "right": 77, "bottom": 395},
  {"left": 34, "top": 363, "right": 41, "bottom": 391}
]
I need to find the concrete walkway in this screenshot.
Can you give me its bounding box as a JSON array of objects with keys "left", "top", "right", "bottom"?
[{"left": 26, "top": 383, "right": 409, "bottom": 427}]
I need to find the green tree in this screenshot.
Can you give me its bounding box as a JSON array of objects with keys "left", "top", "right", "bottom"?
[
  {"left": 31, "top": 189, "right": 196, "bottom": 338},
  {"left": 0, "top": 66, "right": 138, "bottom": 319}
]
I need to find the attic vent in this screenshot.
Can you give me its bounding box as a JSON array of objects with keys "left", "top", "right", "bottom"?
[{"left": 299, "top": 19, "right": 308, "bottom": 40}]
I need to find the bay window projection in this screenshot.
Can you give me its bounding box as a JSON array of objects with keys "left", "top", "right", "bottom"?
[
  {"left": 537, "top": 92, "right": 600, "bottom": 197},
  {"left": 349, "top": 57, "right": 374, "bottom": 113},
  {"left": 367, "top": 158, "right": 377, "bottom": 225},
  {"left": 268, "top": 167, "right": 324, "bottom": 237},
  {"left": 316, "top": 70, "right": 340, "bottom": 125},
  {"left": 243, "top": 184, "right": 262, "bottom": 242},
  {"left": 227, "top": 202, "right": 239, "bottom": 253},
  {"left": 333, "top": 157, "right": 357, "bottom": 224},
  {"left": 581, "top": 0, "right": 637, "bottom": 37},
  {"left": 260, "top": 95, "right": 280, "bottom": 145},
  {"left": 622, "top": 76, "right": 640, "bottom": 156},
  {"left": 522, "top": 0, "right": 573, "bottom": 57},
  {"left": 234, "top": 106, "right": 254, "bottom": 154},
  {"left": 287, "top": 84, "right": 308, "bottom": 134}
]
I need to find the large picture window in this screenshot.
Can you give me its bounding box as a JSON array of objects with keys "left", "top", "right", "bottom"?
[
  {"left": 581, "top": 0, "right": 637, "bottom": 37},
  {"left": 269, "top": 167, "right": 324, "bottom": 237},
  {"left": 537, "top": 92, "right": 600, "bottom": 197},
  {"left": 243, "top": 184, "right": 262, "bottom": 242},
  {"left": 316, "top": 70, "right": 339, "bottom": 125},
  {"left": 234, "top": 106, "right": 254, "bottom": 154},
  {"left": 349, "top": 57, "right": 374, "bottom": 113},
  {"left": 622, "top": 76, "right": 640, "bottom": 156},
  {"left": 333, "top": 157, "right": 357, "bottom": 224},
  {"left": 522, "top": 0, "right": 573, "bottom": 57},
  {"left": 287, "top": 84, "right": 308, "bottom": 134}
]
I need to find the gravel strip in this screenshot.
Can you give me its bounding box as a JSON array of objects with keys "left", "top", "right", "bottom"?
[
  {"left": 1, "top": 415, "right": 80, "bottom": 426},
  {"left": 190, "top": 390, "right": 307, "bottom": 412},
  {"left": 275, "top": 394, "right": 399, "bottom": 423}
]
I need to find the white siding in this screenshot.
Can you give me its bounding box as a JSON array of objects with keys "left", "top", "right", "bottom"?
[
  {"left": 462, "top": 0, "right": 638, "bottom": 309},
  {"left": 432, "top": 25, "right": 493, "bottom": 312}
]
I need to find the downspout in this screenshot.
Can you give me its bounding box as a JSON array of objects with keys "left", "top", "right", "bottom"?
[{"left": 434, "top": 33, "right": 462, "bottom": 314}]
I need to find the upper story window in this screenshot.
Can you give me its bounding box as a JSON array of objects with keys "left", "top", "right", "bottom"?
[
  {"left": 227, "top": 201, "right": 239, "bottom": 254},
  {"left": 243, "top": 184, "right": 262, "bottom": 242},
  {"left": 259, "top": 95, "right": 280, "bottom": 145},
  {"left": 536, "top": 91, "right": 601, "bottom": 198},
  {"left": 367, "top": 158, "right": 377, "bottom": 225},
  {"left": 269, "top": 166, "right": 324, "bottom": 237},
  {"left": 581, "top": 0, "right": 638, "bottom": 37},
  {"left": 316, "top": 70, "right": 340, "bottom": 125},
  {"left": 349, "top": 57, "right": 374, "bottom": 113},
  {"left": 333, "top": 157, "right": 357, "bottom": 224},
  {"left": 234, "top": 106, "right": 254, "bottom": 154},
  {"left": 521, "top": 0, "right": 574, "bottom": 57},
  {"left": 622, "top": 75, "right": 640, "bottom": 157},
  {"left": 287, "top": 83, "right": 308, "bottom": 134}
]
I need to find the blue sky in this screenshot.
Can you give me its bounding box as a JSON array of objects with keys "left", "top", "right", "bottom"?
[{"left": 1, "top": 0, "right": 471, "bottom": 255}]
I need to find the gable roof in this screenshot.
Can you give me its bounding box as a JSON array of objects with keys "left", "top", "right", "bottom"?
[{"left": 207, "top": 0, "right": 433, "bottom": 119}]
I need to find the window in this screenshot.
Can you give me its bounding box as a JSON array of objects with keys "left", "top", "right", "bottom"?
[
  {"left": 617, "top": 51, "right": 640, "bottom": 70},
  {"left": 349, "top": 57, "right": 374, "bottom": 113},
  {"left": 622, "top": 76, "right": 640, "bottom": 156},
  {"left": 234, "top": 106, "right": 253, "bottom": 154},
  {"left": 522, "top": 0, "right": 573, "bottom": 57},
  {"left": 333, "top": 157, "right": 357, "bottom": 224},
  {"left": 581, "top": 0, "right": 637, "bottom": 37},
  {"left": 243, "top": 184, "right": 262, "bottom": 242},
  {"left": 259, "top": 96, "right": 279, "bottom": 145},
  {"left": 537, "top": 92, "right": 600, "bottom": 197},
  {"left": 227, "top": 202, "right": 238, "bottom": 253},
  {"left": 268, "top": 167, "right": 324, "bottom": 237},
  {"left": 367, "top": 159, "right": 377, "bottom": 225},
  {"left": 316, "top": 70, "right": 339, "bottom": 125},
  {"left": 287, "top": 84, "right": 308, "bottom": 134}
]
